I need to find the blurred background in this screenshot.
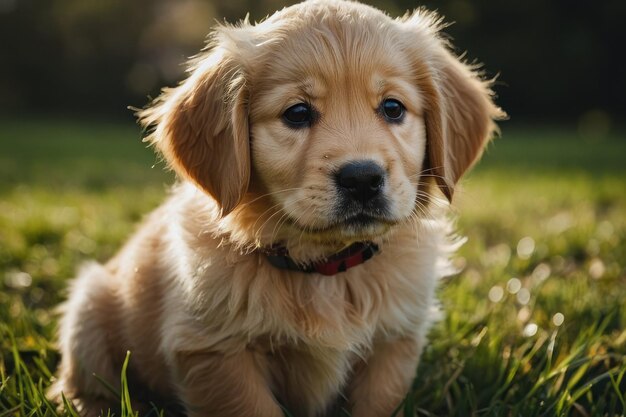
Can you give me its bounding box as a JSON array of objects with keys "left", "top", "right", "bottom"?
[{"left": 1, "top": 0, "right": 625, "bottom": 131}]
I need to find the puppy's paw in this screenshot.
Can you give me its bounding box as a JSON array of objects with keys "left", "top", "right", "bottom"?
[{"left": 47, "top": 380, "right": 115, "bottom": 417}]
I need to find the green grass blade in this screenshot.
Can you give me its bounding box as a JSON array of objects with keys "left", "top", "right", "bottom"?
[{"left": 120, "top": 351, "right": 137, "bottom": 417}]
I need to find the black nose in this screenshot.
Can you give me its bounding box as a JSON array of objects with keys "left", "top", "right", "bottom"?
[{"left": 335, "top": 160, "right": 385, "bottom": 203}]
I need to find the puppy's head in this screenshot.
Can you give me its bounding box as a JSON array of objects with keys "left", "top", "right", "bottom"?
[{"left": 139, "top": 0, "right": 504, "bottom": 245}]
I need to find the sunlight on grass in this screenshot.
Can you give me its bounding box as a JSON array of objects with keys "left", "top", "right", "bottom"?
[{"left": 0, "top": 120, "right": 624, "bottom": 416}]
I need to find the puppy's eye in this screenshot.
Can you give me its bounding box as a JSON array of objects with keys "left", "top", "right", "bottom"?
[
  {"left": 380, "top": 99, "right": 405, "bottom": 123},
  {"left": 283, "top": 103, "right": 313, "bottom": 128}
]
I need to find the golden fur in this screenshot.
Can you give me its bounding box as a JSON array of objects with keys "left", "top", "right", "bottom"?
[{"left": 49, "top": 1, "right": 504, "bottom": 416}]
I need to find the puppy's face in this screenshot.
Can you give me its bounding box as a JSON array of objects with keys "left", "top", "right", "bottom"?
[
  {"left": 250, "top": 26, "right": 426, "bottom": 241},
  {"left": 140, "top": 0, "right": 504, "bottom": 246}
]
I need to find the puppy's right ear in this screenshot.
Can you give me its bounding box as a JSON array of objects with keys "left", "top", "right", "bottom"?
[
  {"left": 401, "top": 10, "right": 506, "bottom": 202},
  {"left": 138, "top": 40, "right": 249, "bottom": 216}
]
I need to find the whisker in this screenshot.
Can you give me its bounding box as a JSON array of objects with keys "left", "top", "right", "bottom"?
[
  {"left": 269, "top": 203, "right": 305, "bottom": 244},
  {"left": 269, "top": 197, "right": 318, "bottom": 246},
  {"left": 237, "top": 187, "right": 308, "bottom": 209},
  {"left": 293, "top": 201, "right": 321, "bottom": 249},
  {"left": 251, "top": 200, "right": 289, "bottom": 234},
  {"left": 254, "top": 196, "right": 312, "bottom": 241}
]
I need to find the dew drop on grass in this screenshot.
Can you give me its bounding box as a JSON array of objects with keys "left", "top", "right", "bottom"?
[
  {"left": 552, "top": 312, "right": 565, "bottom": 326},
  {"left": 517, "top": 236, "right": 535, "bottom": 260},
  {"left": 523, "top": 323, "right": 538, "bottom": 337},
  {"left": 516, "top": 288, "right": 531, "bottom": 305},
  {"left": 507, "top": 277, "right": 522, "bottom": 294},
  {"left": 589, "top": 258, "right": 605, "bottom": 279},
  {"left": 5, "top": 271, "right": 33, "bottom": 289},
  {"left": 488, "top": 285, "right": 504, "bottom": 303},
  {"left": 547, "top": 212, "right": 573, "bottom": 234},
  {"left": 517, "top": 306, "right": 531, "bottom": 323},
  {"left": 532, "top": 263, "right": 551, "bottom": 282}
]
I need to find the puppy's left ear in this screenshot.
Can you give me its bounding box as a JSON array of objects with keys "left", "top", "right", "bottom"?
[
  {"left": 403, "top": 11, "right": 506, "bottom": 201},
  {"left": 138, "top": 36, "right": 250, "bottom": 216}
]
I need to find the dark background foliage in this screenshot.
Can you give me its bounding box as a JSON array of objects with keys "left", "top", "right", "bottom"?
[{"left": 1, "top": 0, "right": 623, "bottom": 131}]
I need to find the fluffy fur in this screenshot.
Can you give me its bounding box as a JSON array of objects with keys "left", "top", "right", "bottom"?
[{"left": 49, "top": 1, "right": 504, "bottom": 416}]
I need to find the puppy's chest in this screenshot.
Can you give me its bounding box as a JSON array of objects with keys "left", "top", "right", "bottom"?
[
  {"left": 190, "top": 238, "right": 441, "bottom": 352},
  {"left": 262, "top": 258, "right": 436, "bottom": 350},
  {"left": 244, "top": 260, "right": 435, "bottom": 410}
]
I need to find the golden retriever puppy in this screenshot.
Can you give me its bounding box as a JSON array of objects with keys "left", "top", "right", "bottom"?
[{"left": 49, "top": 1, "right": 504, "bottom": 416}]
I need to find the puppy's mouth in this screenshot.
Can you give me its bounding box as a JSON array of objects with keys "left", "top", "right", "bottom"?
[
  {"left": 342, "top": 213, "right": 386, "bottom": 227},
  {"left": 288, "top": 211, "right": 397, "bottom": 240}
]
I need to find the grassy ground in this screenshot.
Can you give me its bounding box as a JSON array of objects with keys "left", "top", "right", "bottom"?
[{"left": 1, "top": 119, "right": 625, "bottom": 416}]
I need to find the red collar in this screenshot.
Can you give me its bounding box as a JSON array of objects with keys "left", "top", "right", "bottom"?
[{"left": 262, "top": 241, "right": 379, "bottom": 276}]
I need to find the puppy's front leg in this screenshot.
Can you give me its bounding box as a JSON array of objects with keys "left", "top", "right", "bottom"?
[
  {"left": 175, "top": 350, "right": 283, "bottom": 417},
  {"left": 348, "top": 336, "right": 423, "bottom": 417}
]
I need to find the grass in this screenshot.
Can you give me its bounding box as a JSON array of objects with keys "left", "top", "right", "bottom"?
[{"left": 1, "top": 119, "right": 625, "bottom": 416}]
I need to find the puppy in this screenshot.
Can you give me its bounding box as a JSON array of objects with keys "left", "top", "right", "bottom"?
[{"left": 49, "top": 1, "right": 504, "bottom": 416}]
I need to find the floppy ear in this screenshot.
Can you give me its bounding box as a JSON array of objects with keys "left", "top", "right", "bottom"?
[
  {"left": 403, "top": 11, "right": 506, "bottom": 201},
  {"left": 423, "top": 51, "right": 505, "bottom": 201},
  {"left": 138, "top": 41, "right": 249, "bottom": 216}
]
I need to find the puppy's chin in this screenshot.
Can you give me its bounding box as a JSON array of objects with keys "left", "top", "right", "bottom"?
[{"left": 287, "top": 216, "right": 396, "bottom": 243}]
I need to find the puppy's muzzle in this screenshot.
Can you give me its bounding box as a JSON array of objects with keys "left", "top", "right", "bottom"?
[{"left": 335, "top": 160, "right": 385, "bottom": 204}]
